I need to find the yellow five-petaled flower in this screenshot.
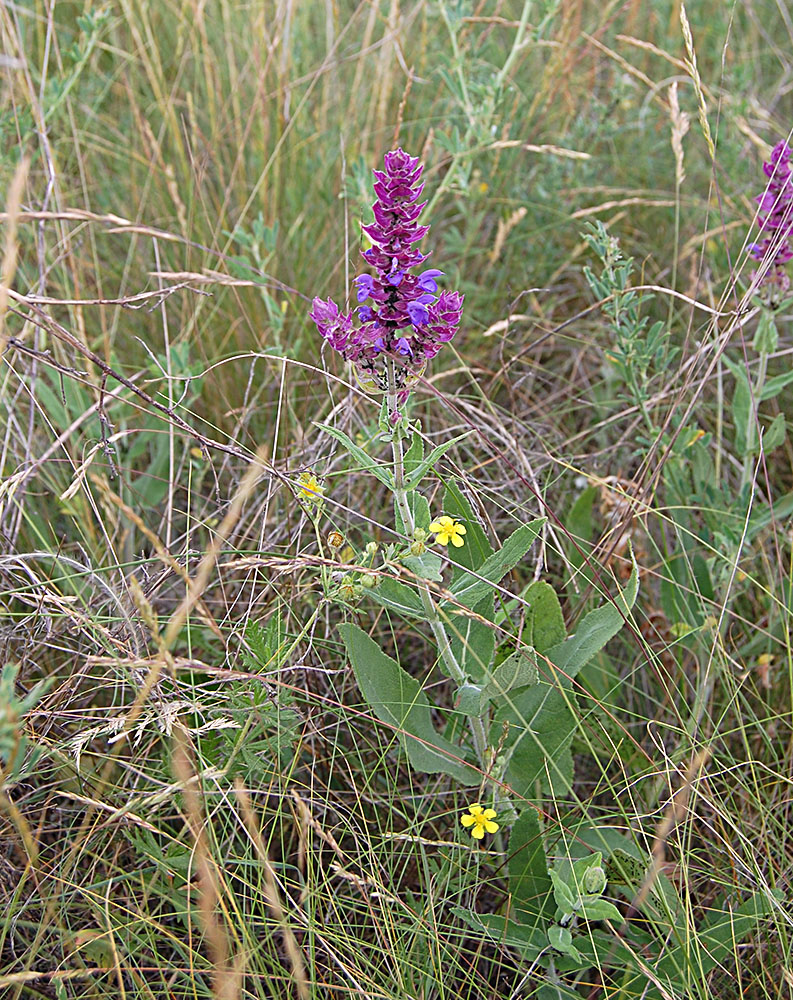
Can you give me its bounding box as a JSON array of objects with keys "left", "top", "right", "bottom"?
[
  {"left": 461, "top": 804, "right": 499, "bottom": 840},
  {"left": 296, "top": 471, "right": 324, "bottom": 504},
  {"left": 429, "top": 515, "right": 467, "bottom": 547}
]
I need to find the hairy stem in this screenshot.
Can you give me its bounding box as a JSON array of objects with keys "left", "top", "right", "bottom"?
[{"left": 386, "top": 362, "right": 489, "bottom": 768}]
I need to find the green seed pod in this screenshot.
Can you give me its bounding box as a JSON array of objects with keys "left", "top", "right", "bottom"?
[{"left": 360, "top": 573, "right": 376, "bottom": 588}]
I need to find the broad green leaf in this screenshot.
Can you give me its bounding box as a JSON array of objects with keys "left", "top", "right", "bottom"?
[
  {"left": 404, "top": 431, "right": 472, "bottom": 489},
  {"left": 483, "top": 649, "right": 539, "bottom": 702},
  {"left": 445, "top": 594, "right": 495, "bottom": 682},
  {"left": 454, "top": 682, "right": 486, "bottom": 716},
  {"left": 547, "top": 922, "right": 583, "bottom": 962},
  {"left": 498, "top": 682, "right": 577, "bottom": 802},
  {"left": 318, "top": 423, "right": 394, "bottom": 488},
  {"left": 338, "top": 623, "right": 476, "bottom": 784},
  {"left": 545, "top": 558, "right": 638, "bottom": 682},
  {"left": 508, "top": 808, "right": 553, "bottom": 923},
  {"left": 655, "top": 889, "right": 781, "bottom": 983},
  {"left": 367, "top": 577, "right": 427, "bottom": 619},
  {"left": 550, "top": 869, "right": 577, "bottom": 914},
  {"left": 525, "top": 581, "right": 566, "bottom": 653},
  {"left": 753, "top": 309, "right": 779, "bottom": 354},
  {"left": 448, "top": 519, "right": 545, "bottom": 609},
  {"left": 443, "top": 479, "right": 494, "bottom": 574}
]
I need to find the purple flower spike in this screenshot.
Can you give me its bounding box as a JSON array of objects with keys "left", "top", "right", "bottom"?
[
  {"left": 749, "top": 139, "right": 793, "bottom": 298},
  {"left": 309, "top": 148, "right": 463, "bottom": 400}
]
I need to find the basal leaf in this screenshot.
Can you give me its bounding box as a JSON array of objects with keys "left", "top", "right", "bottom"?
[
  {"left": 508, "top": 807, "right": 553, "bottom": 924},
  {"left": 339, "top": 623, "right": 476, "bottom": 784}
]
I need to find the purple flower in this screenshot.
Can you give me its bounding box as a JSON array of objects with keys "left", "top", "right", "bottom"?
[
  {"left": 749, "top": 140, "right": 793, "bottom": 295},
  {"left": 309, "top": 148, "right": 463, "bottom": 404}
]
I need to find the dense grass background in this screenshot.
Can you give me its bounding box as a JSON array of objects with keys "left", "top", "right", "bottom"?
[{"left": 2, "top": 1, "right": 793, "bottom": 997}]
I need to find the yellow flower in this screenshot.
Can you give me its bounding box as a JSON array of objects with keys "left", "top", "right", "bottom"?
[
  {"left": 296, "top": 471, "right": 324, "bottom": 504},
  {"left": 461, "top": 804, "right": 499, "bottom": 840},
  {"left": 429, "top": 515, "right": 467, "bottom": 547}
]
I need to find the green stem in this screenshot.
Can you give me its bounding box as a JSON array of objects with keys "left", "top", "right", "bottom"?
[
  {"left": 740, "top": 351, "right": 769, "bottom": 490},
  {"left": 386, "top": 362, "right": 489, "bottom": 769}
]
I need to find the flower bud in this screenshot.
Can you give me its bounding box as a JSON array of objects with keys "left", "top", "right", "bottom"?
[
  {"left": 360, "top": 573, "right": 376, "bottom": 588},
  {"left": 409, "top": 540, "right": 426, "bottom": 556},
  {"left": 365, "top": 541, "right": 378, "bottom": 555},
  {"left": 413, "top": 527, "right": 428, "bottom": 542},
  {"left": 583, "top": 865, "right": 607, "bottom": 895}
]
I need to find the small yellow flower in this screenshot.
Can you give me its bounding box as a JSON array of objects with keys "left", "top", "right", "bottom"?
[
  {"left": 297, "top": 471, "right": 324, "bottom": 504},
  {"left": 461, "top": 804, "right": 499, "bottom": 840},
  {"left": 429, "top": 515, "right": 467, "bottom": 548}
]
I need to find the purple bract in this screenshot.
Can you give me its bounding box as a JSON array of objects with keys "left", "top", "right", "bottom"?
[
  {"left": 749, "top": 139, "right": 793, "bottom": 297},
  {"left": 310, "top": 149, "right": 463, "bottom": 408}
]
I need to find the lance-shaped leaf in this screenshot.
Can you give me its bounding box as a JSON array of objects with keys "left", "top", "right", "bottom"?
[
  {"left": 317, "top": 423, "right": 394, "bottom": 488},
  {"left": 339, "top": 623, "right": 477, "bottom": 784},
  {"left": 545, "top": 558, "right": 638, "bottom": 682},
  {"left": 404, "top": 431, "right": 472, "bottom": 489},
  {"left": 446, "top": 519, "right": 545, "bottom": 610}
]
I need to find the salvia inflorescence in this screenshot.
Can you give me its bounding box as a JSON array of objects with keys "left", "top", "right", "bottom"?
[{"left": 310, "top": 149, "right": 463, "bottom": 417}]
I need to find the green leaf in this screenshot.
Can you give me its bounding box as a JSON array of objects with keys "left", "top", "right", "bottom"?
[
  {"left": 550, "top": 869, "right": 577, "bottom": 915},
  {"left": 565, "top": 485, "right": 597, "bottom": 588},
  {"left": 508, "top": 808, "right": 553, "bottom": 923},
  {"left": 498, "top": 683, "right": 577, "bottom": 802},
  {"left": 753, "top": 309, "right": 779, "bottom": 354},
  {"left": 547, "top": 922, "right": 583, "bottom": 962},
  {"left": 454, "top": 682, "right": 486, "bottom": 716},
  {"left": 762, "top": 412, "right": 786, "bottom": 453},
  {"left": 525, "top": 581, "right": 566, "bottom": 653},
  {"left": 760, "top": 369, "right": 793, "bottom": 400},
  {"left": 728, "top": 369, "right": 751, "bottom": 455},
  {"left": 445, "top": 595, "right": 496, "bottom": 681},
  {"left": 402, "top": 426, "right": 424, "bottom": 481},
  {"left": 404, "top": 431, "right": 472, "bottom": 489},
  {"left": 577, "top": 898, "right": 623, "bottom": 923},
  {"left": 317, "top": 423, "right": 394, "bottom": 488},
  {"left": 451, "top": 908, "right": 547, "bottom": 960},
  {"left": 545, "top": 558, "right": 638, "bottom": 682},
  {"left": 338, "top": 623, "right": 477, "bottom": 784},
  {"left": 367, "top": 577, "right": 427, "bottom": 619},
  {"left": 443, "top": 479, "right": 494, "bottom": 573},
  {"left": 447, "top": 519, "right": 545, "bottom": 610},
  {"left": 655, "top": 890, "right": 780, "bottom": 983},
  {"left": 483, "top": 649, "right": 539, "bottom": 702}
]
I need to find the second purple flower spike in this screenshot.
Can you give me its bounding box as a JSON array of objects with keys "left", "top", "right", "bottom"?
[
  {"left": 311, "top": 149, "right": 463, "bottom": 410},
  {"left": 749, "top": 139, "right": 793, "bottom": 299}
]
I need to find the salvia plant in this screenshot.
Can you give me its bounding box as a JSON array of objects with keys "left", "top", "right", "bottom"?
[{"left": 308, "top": 149, "right": 776, "bottom": 998}]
